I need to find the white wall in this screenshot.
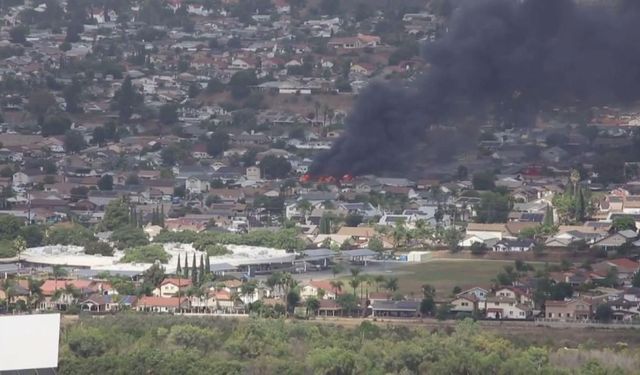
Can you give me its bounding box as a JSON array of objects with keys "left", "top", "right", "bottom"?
[{"left": 0, "top": 313, "right": 60, "bottom": 371}]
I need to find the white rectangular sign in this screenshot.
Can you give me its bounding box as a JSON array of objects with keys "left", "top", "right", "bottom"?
[{"left": 0, "top": 313, "right": 60, "bottom": 371}]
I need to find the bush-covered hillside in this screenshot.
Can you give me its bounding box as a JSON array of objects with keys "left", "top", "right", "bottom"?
[{"left": 58, "top": 315, "right": 638, "bottom": 374}]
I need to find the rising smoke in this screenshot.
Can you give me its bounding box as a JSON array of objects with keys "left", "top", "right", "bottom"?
[{"left": 311, "top": 0, "right": 640, "bottom": 177}]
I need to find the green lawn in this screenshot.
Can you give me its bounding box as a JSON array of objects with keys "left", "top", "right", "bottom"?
[{"left": 393, "top": 260, "right": 526, "bottom": 299}]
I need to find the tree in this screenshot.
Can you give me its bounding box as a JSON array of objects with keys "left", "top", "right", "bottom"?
[
  {"left": 42, "top": 114, "right": 72, "bottom": 136},
  {"left": 97, "top": 175, "right": 113, "bottom": 191},
  {"left": 344, "top": 214, "right": 363, "bottom": 227},
  {"left": 111, "top": 226, "right": 149, "bottom": 249},
  {"left": 229, "top": 70, "right": 258, "bottom": 99},
  {"left": 472, "top": 171, "right": 495, "bottom": 190},
  {"left": 206, "top": 78, "right": 224, "bottom": 93},
  {"left": 443, "top": 227, "right": 464, "bottom": 252},
  {"left": 27, "top": 90, "right": 56, "bottom": 125},
  {"left": 295, "top": 199, "right": 312, "bottom": 223},
  {"left": 594, "top": 152, "right": 625, "bottom": 184},
  {"left": 159, "top": 103, "right": 179, "bottom": 125},
  {"left": 13, "top": 236, "right": 26, "bottom": 262},
  {"left": 456, "top": 165, "right": 468, "bottom": 180},
  {"left": 476, "top": 192, "right": 511, "bottom": 223},
  {"left": 64, "top": 130, "right": 87, "bottom": 153},
  {"left": 260, "top": 156, "right": 291, "bottom": 179},
  {"left": 305, "top": 296, "right": 320, "bottom": 316},
  {"left": 101, "top": 199, "right": 130, "bottom": 231},
  {"left": 594, "top": 304, "right": 613, "bottom": 322},
  {"left": 384, "top": 277, "right": 398, "bottom": 292},
  {"left": 9, "top": 25, "right": 29, "bottom": 44},
  {"left": 420, "top": 297, "right": 436, "bottom": 316},
  {"left": 114, "top": 76, "right": 142, "bottom": 121},
  {"left": 63, "top": 78, "right": 83, "bottom": 113},
  {"left": 632, "top": 271, "right": 640, "bottom": 288},
  {"left": 368, "top": 236, "right": 384, "bottom": 254},
  {"left": 543, "top": 205, "right": 554, "bottom": 227},
  {"left": 612, "top": 216, "right": 637, "bottom": 232},
  {"left": 206, "top": 131, "right": 230, "bottom": 157}
]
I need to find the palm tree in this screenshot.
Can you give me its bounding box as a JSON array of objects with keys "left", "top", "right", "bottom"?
[
  {"left": 349, "top": 277, "right": 360, "bottom": 297},
  {"left": 27, "top": 278, "right": 43, "bottom": 311},
  {"left": 374, "top": 275, "right": 386, "bottom": 292},
  {"left": 305, "top": 296, "right": 320, "bottom": 317},
  {"left": 296, "top": 199, "right": 312, "bottom": 224},
  {"left": 331, "top": 264, "right": 344, "bottom": 279},
  {"left": 385, "top": 277, "right": 399, "bottom": 292},
  {"left": 13, "top": 236, "right": 26, "bottom": 262},
  {"left": 349, "top": 267, "right": 361, "bottom": 278},
  {"left": 329, "top": 280, "right": 343, "bottom": 296},
  {"left": 1, "top": 279, "right": 14, "bottom": 312}
]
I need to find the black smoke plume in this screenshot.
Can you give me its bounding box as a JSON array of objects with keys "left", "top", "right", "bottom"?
[{"left": 311, "top": 0, "right": 640, "bottom": 177}]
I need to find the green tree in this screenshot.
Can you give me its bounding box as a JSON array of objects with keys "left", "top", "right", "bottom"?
[
  {"left": 594, "top": 304, "right": 613, "bottom": 322},
  {"left": 229, "top": 70, "right": 258, "bottom": 99},
  {"left": 111, "top": 226, "right": 149, "bottom": 249},
  {"left": 476, "top": 192, "right": 511, "bottom": 223},
  {"left": 259, "top": 156, "right": 291, "bottom": 179},
  {"left": 159, "top": 103, "right": 179, "bottom": 125},
  {"left": 97, "top": 175, "right": 113, "bottom": 191},
  {"left": 472, "top": 171, "right": 495, "bottom": 190},
  {"left": 64, "top": 129, "right": 87, "bottom": 153},
  {"left": 26, "top": 90, "right": 56, "bottom": 125},
  {"left": 114, "top": 76, "right": 142, "bottom": 121},
  {"left": 612, "top": 216, "right": 637, "bottom": 232},
  {"left": 9, "top": 25, "right": 29, "bottom": 44},
  {"left": 101, "top": 199, "right": 131, "bottom": 231}
]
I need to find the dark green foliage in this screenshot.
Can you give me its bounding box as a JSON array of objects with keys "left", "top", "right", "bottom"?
[
  {"left": 111, "top": 226, "right": 149, "bottom": 250},
  {"left": 120, "top": 244, "right": 168, "bottom": 264},
  {"left": 475, "top": 192, "right": 512, "bottom": 223},
  {"left": 260, "top": 156, "right": 291, "bottom": 179},
  {"left": 154, "top": 229, "right": 305, "bottom": 252}
]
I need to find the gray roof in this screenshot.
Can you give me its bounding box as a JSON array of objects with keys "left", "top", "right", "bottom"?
[
  {"left": 0, "top": 263, "right": 20, "bottom": 274},
  {"left": 209, "top": 263, "right": 237, "bottom": 272},
  {"left": 301, "top": 248, "right": 335, "bottom": 258},
  {"left": 76, "top": 269, "right": 142, "bottom": 278},
  {"left": 371, "top": 300, "right": 420, "bottom": 311},
  {"left": 341, "top": 249, "right": 377, "bottom": 258}
]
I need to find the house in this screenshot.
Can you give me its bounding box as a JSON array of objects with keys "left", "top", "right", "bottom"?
[
  {"left": 456, "top": 287, "right": 489, "bottom": 301},
  {"left": 185, "top": 175, "right": 211, "bottom": 193},
  {"left": 136, "top": 296, "right": 189, "bottom": 313},
  {"left": 450, "top": 295, "right": 479, "bottom": 314},
  {"left": 465, "top": 223, "right": 506, "bottom": 240},
  {"left": 482, "top": 297, "right": 532, "bottom": 320},
  {"left": 300, "top": 280, "right": 342, "bottom": 301},
  {"left": 370, "top": 300, "right": 420, "bottom": 318},
  {"left": 191, "top": 144, "right": 209, "bottom": 159},
  {"left": 80, "top": 294, "right": 137, "bottom": 313},
  {"left": 592, "top": 230, "right": 637, "bottom": 251},
  {"left": 593, "top": 258, "right": 640, "bottom": 284},
  {"left": 336, "top": 226, "right": 378, "bottom": 245},
  {"left": 328, "top": 34, "right": 381, "bottom": 49},
  {"left": 544, "top": 299, "right": 592, "bottom": 321},
  {"left": 492, "top": 239, "right": 535, "bottom": 252},
  {"left": 152, "top": 278, "right": 193, "bottom": 298},
  {"left": 246, "top": 166, "right": 261, "bottom": 181}
]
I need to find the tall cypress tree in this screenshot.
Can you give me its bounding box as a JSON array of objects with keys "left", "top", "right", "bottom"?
[
  {"left": 199, "top": 254, "right": 205, "bottom": 284},
  {"left": 184, "top": 254, "right": 189, "bottom": 278},
  {"left": 191, "top": 253, "right": 198, "bottom": 285},
  {"left": 204, "top": 254, "right": 210, "bottom": 276},
  {"left": 576, "top": 188, "right": 586, "bottom": 222},
  {"left": 160, "top": 204, "right": 165, "bottom": 227},
  {"left": 176, "top": 254, "right": 182, "bottom": 275},
  {"left": 543, "top": 204, "right": 554, "bottom": 227}
]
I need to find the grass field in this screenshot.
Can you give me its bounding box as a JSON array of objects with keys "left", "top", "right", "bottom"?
[{"left": 392, "top": 260, "right": 536, "bottom": 299}]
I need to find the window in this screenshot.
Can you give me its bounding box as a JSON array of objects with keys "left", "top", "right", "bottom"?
[
  {"left": 509, "top": 311, "right": 513, "bottom": 315},
  {"left": 519, "top": 311, "right": 524, "bottom": 316},
  {"left": 558, "top": 313, "right": 562, "bottom": 317}
]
